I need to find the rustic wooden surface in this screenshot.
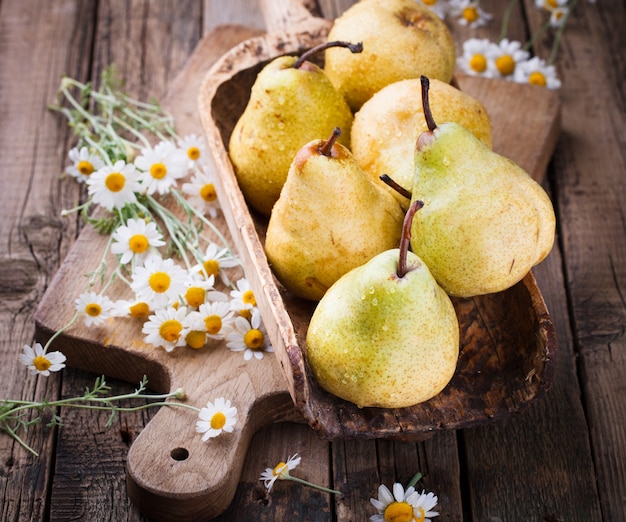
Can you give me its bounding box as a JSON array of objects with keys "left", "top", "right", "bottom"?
[{"left": 0, "top": 1, "right": 624, "bottom": 521}]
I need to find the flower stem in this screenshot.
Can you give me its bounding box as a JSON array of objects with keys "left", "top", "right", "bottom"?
[
  {"left": 500, "top": 0, "right": 519, "bottom": 42},
  {"left": 407, "top": 471, "right": 423, "bottom": 488},
  {"left": 284, "top": 475, "right": 343, "bottom": 496}
]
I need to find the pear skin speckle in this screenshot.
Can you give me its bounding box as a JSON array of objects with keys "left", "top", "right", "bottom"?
[
  {"left": 229, "top": 55, "right": 353, "bottom": 216},
  {"left": 306, "top": 249, "right": 459, "bottom": 408},
  {"left": 409, "top": 123, "right": 556, "bottom": 297}
]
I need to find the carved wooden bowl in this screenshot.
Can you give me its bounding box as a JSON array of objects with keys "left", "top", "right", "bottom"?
[{"left": 198, "top": 15, "right": 558, "bottom": 441}]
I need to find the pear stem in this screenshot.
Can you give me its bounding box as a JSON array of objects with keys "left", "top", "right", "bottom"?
[
  {"left": 319, "top": 127, "right": 341, "bottom": 157},
  {"left": 420, "top": 75, "right": 437, "bottom": 132},
  {"left": 379, "top": 174, "right": 412, "bottom": 200},
  {"left": 397, "top": 199, "right": 424, "bottom": 279},
  {"left": 293, "top": 40, "right": 363, "bottom": 69}
]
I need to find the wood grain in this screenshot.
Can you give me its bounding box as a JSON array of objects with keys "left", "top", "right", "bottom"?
[
  {"left": 0, "top": 1, "right": 96, "bottom": 521},
  {"left": 2, "top": 0, "right": 624, "bottom": 520}
]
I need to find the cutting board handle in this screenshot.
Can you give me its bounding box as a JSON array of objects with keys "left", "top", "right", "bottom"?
[
  {"left": 259, "top": 0, "right": 330, "bottom": 34},
  {"left": 125, "top": 365, "right": 297, "bottom": 522}
]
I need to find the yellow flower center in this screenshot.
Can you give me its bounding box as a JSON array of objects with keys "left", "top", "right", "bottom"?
[
  {"left": 159, "top": 319, "right": 182, "bottom": 342},
  {"left": 200, "top": 183, "right": 217, "bottom": 202},
  {"left": 77, "top": 160, "right": 95, "bottom": 176},
  {"left": 149, "top": 271, "right": 171, "bottom": 293},
  {"left": 415, "top": 506, "right": 426, "bottom": 522},
  {"left": 129, "top": 234, "right": 149, "bottom": 253},
  {"left": 529, "top": 71, "right": 547, "bottom": 86},
  {"left": 495, "top": 54, "right": 515, "bottom": 76},
  {"left": 384, "top": 501, "right": 414, "bottom": 522},
  {"left": 463, "top": 6, "right": 479, "bottom": 23},
  {"left": 421, "top": 0, "right": 437, "bottom": 5},
  {"left": 129, "top": 302, "right": 150, "bottom": 319},
  {"left": 187, "top": 146, "right": 201, "bottom": 160},
  {"left": 202, "top": 259, "right": 220, "bottom": 278},
  {"left": 469, "top": 54, "right": 487, "bottom": 73},
  {"left": 186, "top": 330, "right": 206, "bottom": 349},
  {"left": 242, "top": 290, "right": 256, "bottom": 307},
  {"left": 547, "top": 0, "right": 558, "bottom": 7},
  {"left": 272, "top": 462, "right": 288, "bottom": 477},
  {"left": 33, "top": 355, "right": 52, "bottom": 372},
  {"left": 238, "top": 309, "right": 252, "bottom": 320},
  {"left": 244, "top": 328, "right": 264, "bottom": 350},
  {"left": 150, "top": 162, "right": 167, "bottom": 179},
  {"left": 204, "top": 315, "right": 223, "bottom": 335},
  {"left": 185, "top": 287, "right": 205, "bottom": 308},
  {"left": 105, "top": 172, "right": 126, "bottom": 192},
  {"left": 85, "top": 303, "right": 102, "bottom": 317},
  {"left": 210, "top": 412, "right": 227, "bottom": 430}
]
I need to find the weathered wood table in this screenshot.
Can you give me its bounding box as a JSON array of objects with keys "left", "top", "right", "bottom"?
[{"left": 1, "top": 0, "right": 624, "bottom": 520}]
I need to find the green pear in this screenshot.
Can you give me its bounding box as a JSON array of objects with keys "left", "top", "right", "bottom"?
[
  {"left": 351, "top": 78, "right": 492, "bottom": 209},
  {"left": 265, "top": 128, "right": 405, "bottom": 301},
  {"left": 306, "top": 201, "right": 459, "bottom": 408},
  {"left": 410, "top": 77, "right": 556, "bottom": 297},
  {"left": 324, "top": 0, "right": 456, "bottom": 112},
  {"left": 229, "top": 42, "right": 361, "bottom": 216}
]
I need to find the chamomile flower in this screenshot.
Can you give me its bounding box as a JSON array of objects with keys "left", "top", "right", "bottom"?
[
  {"left": 87, "top": 160, "right": 142, "bottom": 210},
  {"left": 449, "top": 0, "right": 493, "bottom": 28},
  {"left": 456, "top": 38, "right": 494, "bottom": 77},
  {"left": 142, "top": 305, "right": 191, "bottom": 351},
  {"left": 110, "top": 218, "right": 165, "bottom": 265},
  {"left": 66, "top": 146, "right": 105, "bottom": 183},
  {"left": 131, "top": 256, "right": 189, "bottom": 309},
  {"left": 487, "top": 38, "right": 530, "bottom": 80},
  {"left": 514, "top": 56, "right": 562, "bottom": 90},
  {"left": 229, "top": 277, "right": 257, "bottom": 318},
  {"left": 196, "top": 397, "right": 238, "bottom": 441},
  {"left": 135, "top": 140, "right": 189, "bottom": 195},
  {"left": 193, "top": 243, "right": 240, "bottom": 287},
  {"left": 112, "top": 298, "right": 152, "bottom": 319},
  {"left": 415, "top": 0, "right": 449, "bottom": 19},
  {"left": 370, "top": 483, "right": 439, "bottom": 522},
  {"left": 19, "top": 342, "right": 66, "bottom": 377},
  {"left": 75, "top": 291, "right": 115, "bottom": 327},
  {"left": 550, "top": 7, "right": 569, "bottom": 27},
  {"left": 226, "top": 309, "right": 273, "bottom": 360},
  {"left": 181, "top": 274, "right": 228, "bottom": 309},
  {"left": 535, "top": 0, "right": 568, "bottom": 11},
  {"left": 178, "top": 133, "right": 207, "bottom": 168},
  {"left": 197, "top": 300, "right": 236, "bottom": 340},
  {"left": 183, "top": 310, "right": 209, "bottom": 349},
  {"left": 181, "top": 168, "right": 221, "bottom": 218},
  {"left": 260, "top": 454, "right": 302, "bottom": 492}
]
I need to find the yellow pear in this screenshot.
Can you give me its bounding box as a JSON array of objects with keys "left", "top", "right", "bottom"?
[
  {"left": 351, "top": 78, "right": 492, "bottom": 208},
  {"left": 265, "top": 128, "right": 404, "bottom": 301},
  {"left": 324, "top": 0, "right": 456, "bottom": 111},
  {"left": 229, "top": 42, "right": 361, "bottom": 216},
  {"left": 306, "top": 201, "right": 459, "bottom": 408},
  {"left": 410, "top": 77, "right": 556, "bottom": 297}
]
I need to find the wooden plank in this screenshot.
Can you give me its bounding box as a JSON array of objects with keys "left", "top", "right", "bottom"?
[
  {"left": 213, "top": 422, "right": 332, "bottom": 521},
  {"left": 462, "top": 2, "right": 602, "bottom": 521},
  {"left": 0, "top": 1, "right": 96, "bottom": 521},
  {"left": 525, "top": 0, "right": 626, "bottom": 519},
  {"left": 46, "top": 1, "right": 203, "bottom": 521}
]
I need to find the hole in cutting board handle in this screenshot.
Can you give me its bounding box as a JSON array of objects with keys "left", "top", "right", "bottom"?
[{"left": 170, "top": 447, "right": 189, "bottom": 461}]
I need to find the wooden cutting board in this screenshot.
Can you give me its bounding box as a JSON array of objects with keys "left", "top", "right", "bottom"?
[{"left": 35, "top": 25, "right": 561, "bottom": 522}]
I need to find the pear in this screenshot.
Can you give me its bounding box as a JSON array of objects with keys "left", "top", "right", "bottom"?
[
  {"left": 410, "top": 77, "right": 556, "bottom": 297},
  {"left": 265, "top": 127, "right": 405, "bottom": 301},
  {"left": 306, "top": 201, "right": 459, "bottom": 408},
  {"left": 351, "top": 78, "right": 492, "bottom": 209},
  {"left": 324, "top": 0, "right": 456, "bottom": 112},
  {"left": 228, "top": 41, "right": 361, "bottom": 216}
]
